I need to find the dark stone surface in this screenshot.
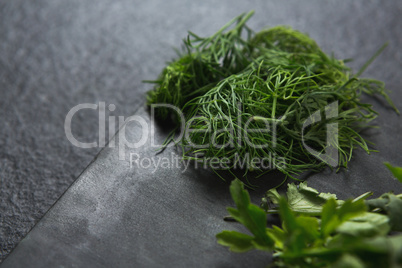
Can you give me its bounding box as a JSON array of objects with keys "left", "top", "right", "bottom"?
[
  {"left": 2, "top": 107, "right": 280, "bottom": 267},
  {"left": 1, "top": 0, "right": 402, "bottom": 266}
]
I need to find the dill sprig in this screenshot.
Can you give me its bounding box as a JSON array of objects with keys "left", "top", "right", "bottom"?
[
  {"left": 146, "top": 11, "right": 255, "bottom": 120},
  {"left": 146, "top": 12, "right": 398, "bottom": 180}
]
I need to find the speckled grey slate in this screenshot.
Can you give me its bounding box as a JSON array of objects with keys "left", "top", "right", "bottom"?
[{"left": 1, "top": 0, "right": 402, "bottom": 267}]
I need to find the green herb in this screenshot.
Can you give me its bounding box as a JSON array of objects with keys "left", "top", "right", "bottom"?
[
  {"left": 366, "top": 193, "right": 402, "bottom": 232},
  {"left": 146, "top": 11, "right": 254, "bottom": 121},
  {"left": 218, "top": 179, "right": 274, "bottom": 252},
  {"left": 385, "top": 162, "right": 402, "bottom": 183},
  {"left": 217, "top": 177, "right": 402, "bottom": 268},
  {"left": 261, "top": 181, "right": 372, "bottom": 216},
  {"left": 147, "top": 12, "right": 399, "bottom": 181}
]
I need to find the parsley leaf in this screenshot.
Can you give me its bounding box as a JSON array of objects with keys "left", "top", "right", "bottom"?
[
  {"left": 216, "top": 179, "right": 274, "bottom": 252},
  {"left": 263, "top": 181, "right": 372, "bottom": 216},
  {"left": 217, "top": 179, "right": 402, "bottom": 268},
  {"left": 385, "top": 162, "right": 402, "bottom": 183}
]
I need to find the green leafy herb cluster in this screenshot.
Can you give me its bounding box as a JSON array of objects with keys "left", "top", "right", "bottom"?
[
  {"left": 216, "top": 163, "right": 402, "bottom": 268},
  {"left": 146, "top": 11, "right": 255, "bottom": 120},
  {"left": 147, "top": 11, "right": 398, "bottom": 180}
]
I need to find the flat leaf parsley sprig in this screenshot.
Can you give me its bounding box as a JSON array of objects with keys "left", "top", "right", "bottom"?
[{"left": 217, "top": 163, "right": 402, "bottom": 268}]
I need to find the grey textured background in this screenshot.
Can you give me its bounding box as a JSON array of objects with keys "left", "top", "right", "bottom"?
[{"left": 0, "top": 0, "right": 402, "bottom": 266}]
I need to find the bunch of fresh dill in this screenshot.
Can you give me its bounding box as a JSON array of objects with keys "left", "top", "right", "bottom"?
[{"left": 146, "top": 11, "right": 398, "bottom": 180}]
